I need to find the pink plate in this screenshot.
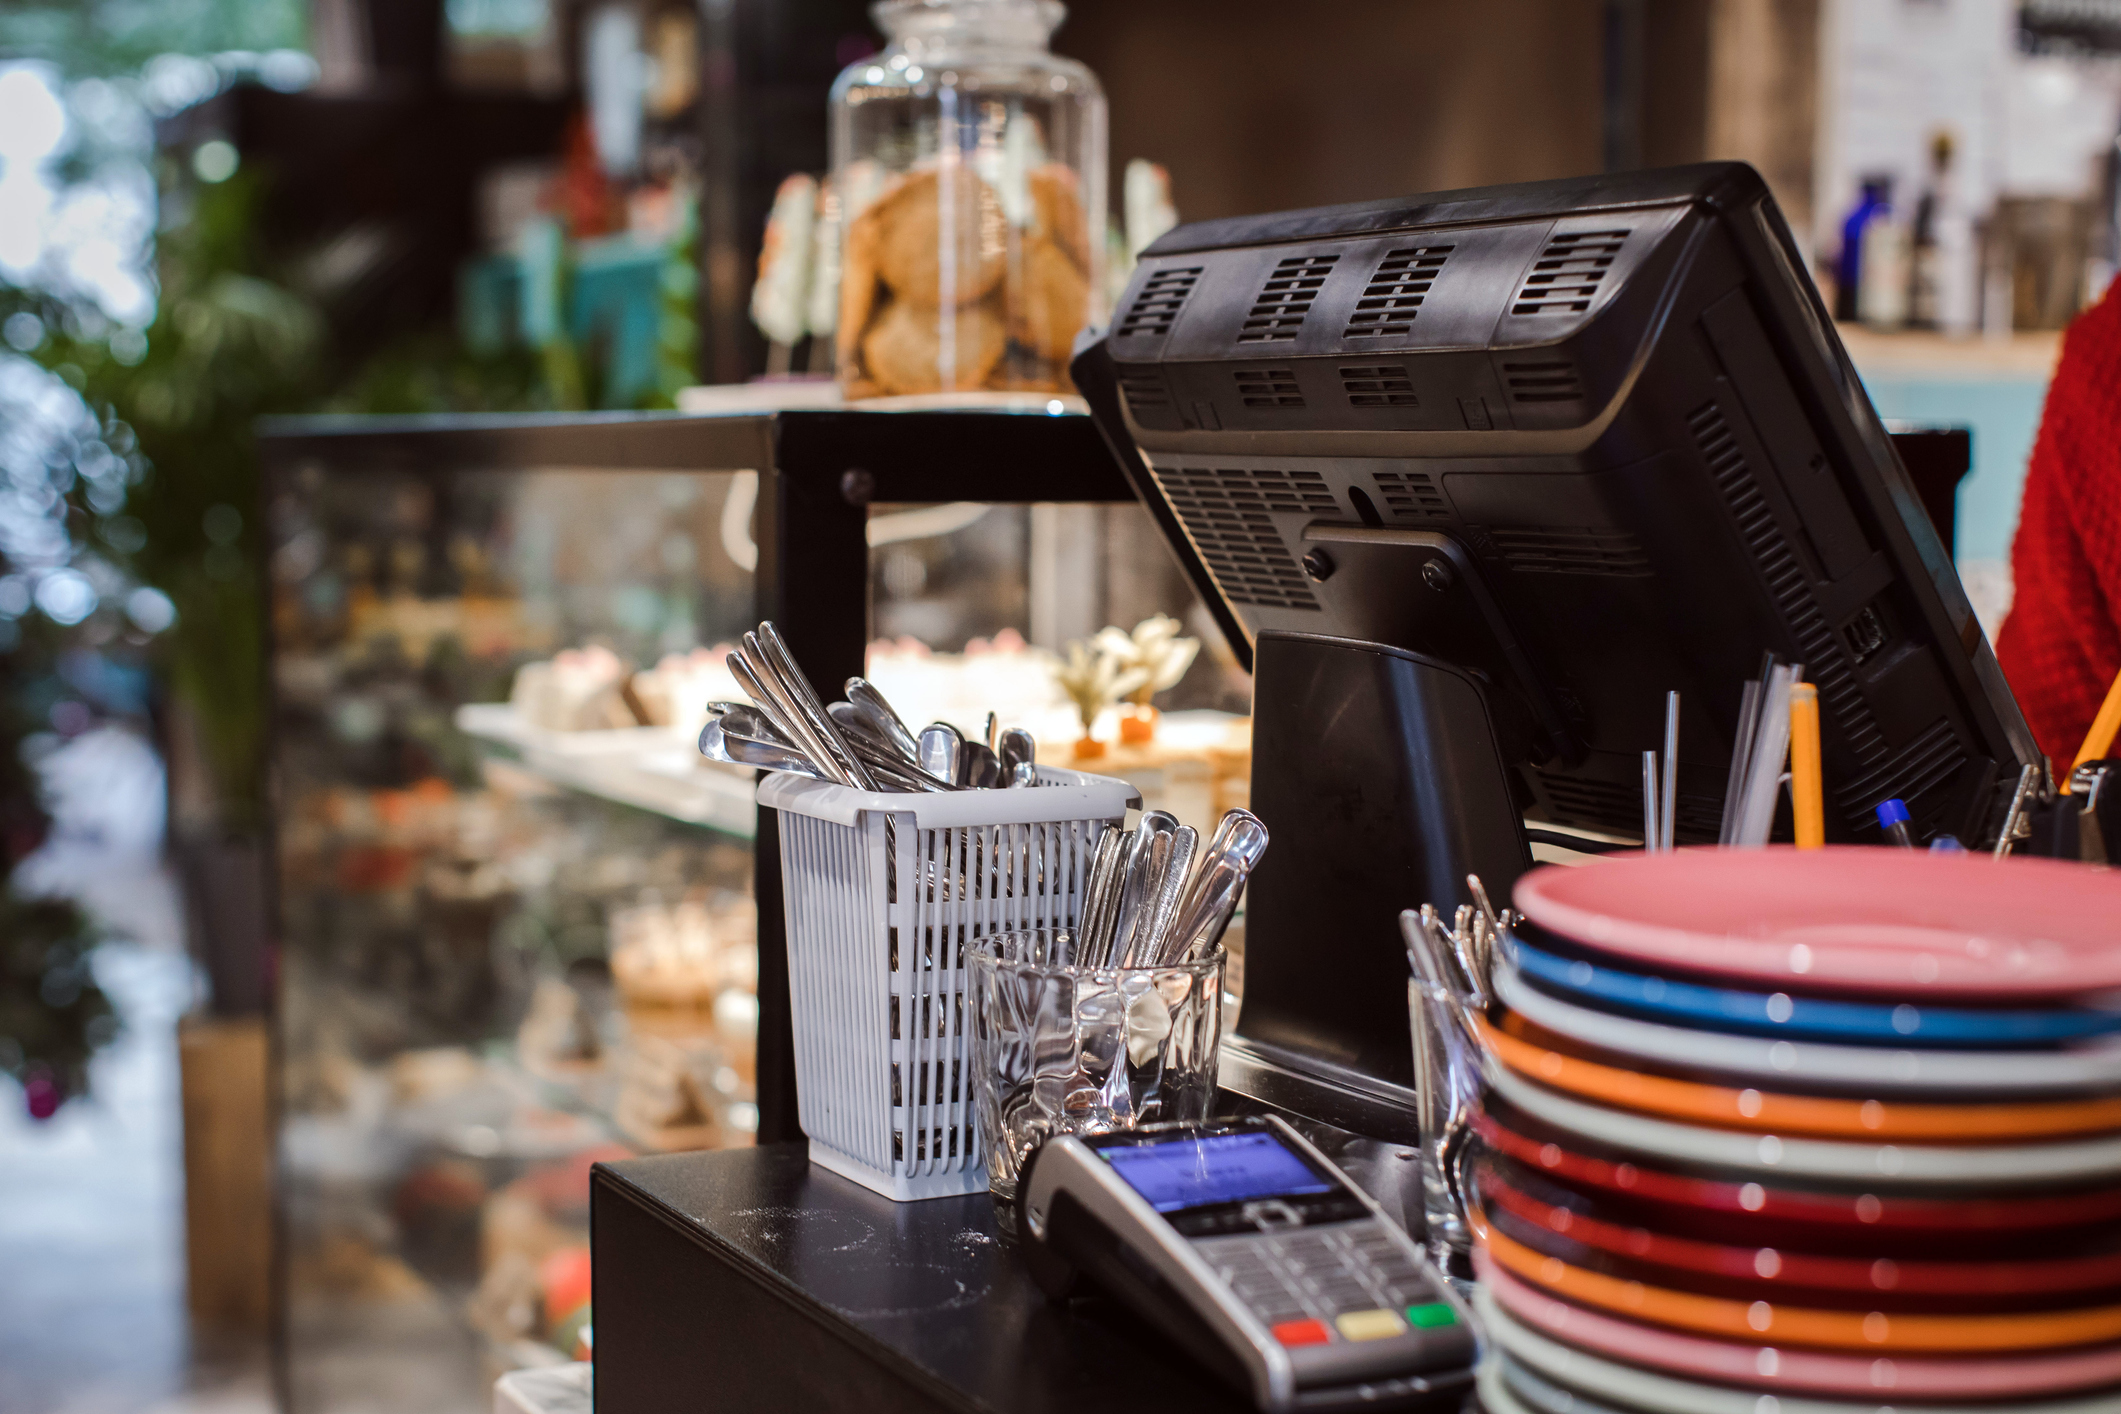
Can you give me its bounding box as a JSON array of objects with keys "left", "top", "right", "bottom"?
[
  {"left": 1511, "top": 846, "right": 2121, "bottom": 1001},
  {"left": 1479, "top": 1254, "right": 2121, "bottom": 1399}
]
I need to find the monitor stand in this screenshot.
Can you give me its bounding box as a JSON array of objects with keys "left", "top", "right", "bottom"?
[{"left": 1220, "top": 631, "right": 1532, "bottom": 1144}]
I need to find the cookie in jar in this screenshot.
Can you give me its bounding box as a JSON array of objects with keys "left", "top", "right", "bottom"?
[{"left": 829, "top": 0, "right": 1107, "bottom": 400}]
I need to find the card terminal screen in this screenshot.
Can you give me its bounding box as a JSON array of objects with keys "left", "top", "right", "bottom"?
[{"left": 1101, "top": 1130, "right": 1338, "bottom": 1213}]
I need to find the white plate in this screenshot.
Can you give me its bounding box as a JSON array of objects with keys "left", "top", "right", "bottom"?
[
  {"left": 1479, "top": 1290, "right": 2121, "bottom": 1414},
  {"left": 1484, "top": 1060, "right": 2121, "bottom": 1186},
  {"left": 1496, "top": 964, "right": 2121, "bottom": 1097},
  {"left": 1474, "top": 1360, "right": 1543, "bottom": 1414}
]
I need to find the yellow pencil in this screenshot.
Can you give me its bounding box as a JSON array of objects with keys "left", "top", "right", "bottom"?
[
  {"left": 2063, "top": 665, "right": 2121, "bottom": 793},
  {"left": 1789, "top": 681, "right": 1824, "bottom": 849}
]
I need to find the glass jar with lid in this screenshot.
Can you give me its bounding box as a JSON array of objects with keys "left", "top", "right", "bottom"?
[{"left": 829, "top": 0, "right": 1106, "bottom": 398}]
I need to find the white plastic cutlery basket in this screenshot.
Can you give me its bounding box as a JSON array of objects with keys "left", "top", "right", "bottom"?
[{"left": 758, "top": 767, "right": 1138, "bottom": 1200}]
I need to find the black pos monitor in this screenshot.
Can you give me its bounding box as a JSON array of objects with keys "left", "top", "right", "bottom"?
[{"left": 1073, "top": 162, "right": 2040, "bottom": 1143}]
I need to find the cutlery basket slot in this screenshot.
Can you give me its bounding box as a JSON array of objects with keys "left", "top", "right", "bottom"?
[{"left": 759, "top": 767, "right": 1137, "bottom": 1201}]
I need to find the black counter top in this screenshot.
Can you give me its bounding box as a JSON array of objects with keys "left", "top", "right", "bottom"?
[{"left": 591, "top": 1143, "right": 1263, "bottom": 1414}]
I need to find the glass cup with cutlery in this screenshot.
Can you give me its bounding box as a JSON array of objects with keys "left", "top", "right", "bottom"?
[{"left": 970, "top": 928, "right": 1225, "bottom": 1213}]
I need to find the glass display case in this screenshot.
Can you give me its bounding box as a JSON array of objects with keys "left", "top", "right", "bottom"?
[
  {"left": 264, "top": 442, "right": 762, "bottom": 1412},
  {"left": 258, "top": 405, "right": 1236, "bottom": 1413}
]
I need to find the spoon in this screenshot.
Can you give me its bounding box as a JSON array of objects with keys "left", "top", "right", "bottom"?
[
  {"left": 708, "top": 702, "right": 791, "bottom": 747},
  {"left": 918, "top": 722, "right": 962, "bottom": 782},
  {"left": 699, "top": 717, "right": 828, "bottom": 777},
  {"left": 1156, "top": 809, "right": 1269, "bottom": 964},
  {"left": 829, "top": 704, "right": 956, "bottom": 791},
  {"left": 997, "top": 727, "right": 1037, "bottom": 783},
  {"left": 845, "top": 677, "right": 920, "bottom": 762},
  {"left": 956, "top": 739, "right": 1003, "bottom": 789}
]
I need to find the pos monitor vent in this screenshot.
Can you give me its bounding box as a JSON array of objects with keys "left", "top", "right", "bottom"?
[
  {"left": 1236, "top": 369, "right": 1305, "bottom": 408},
  {"left": 1115, "top": 265, "right": 1201, "bottom": 340},
  {"left": 1148, "top": 466, "right": 1327, "bottom": 612},
  {"left": 1513, "top": 228, "right": 1629, "bottom": 314},
  {"left": 1344, "top": 245, "right": 1454, "bottom": 338},
  {"left": 1341, "top": 366, "right": 1418, "bottom": 406},
  {"left": 1238, "top": 254, "right": 1339, "bottom": 342},
  {"left": 1503, "top": 360, "right": 1584, "bottom": 403}
]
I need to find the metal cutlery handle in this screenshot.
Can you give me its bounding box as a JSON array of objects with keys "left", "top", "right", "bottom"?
[
  {"left": 1078, "top": 826, "right": 1126, "bottom": 966},
  {"left": 844, "top": 677, "right": 921, "bottom": 762},
  {"left": 749, "top": 626, "right": 878, "bottom": 791},
  {"left": 1126, "top": 824, "right": 1197, "bottom": 967},
  {"left": 728, "top": 646, "right": 853, "bottom": 788},
  {"left": 1104, "top": 811, "right": 1178, "bottom": 968}
]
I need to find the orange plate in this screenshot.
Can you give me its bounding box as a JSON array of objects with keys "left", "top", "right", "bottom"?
[
  {"left": 1480, "top": 1014, "right": 2121, "bottom": 1142},
  {"left": 1475, "top": 1211, "right": 2121, "bottom": 1353}
]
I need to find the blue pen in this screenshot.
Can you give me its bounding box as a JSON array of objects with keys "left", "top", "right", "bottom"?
[{"left": 1875, "top": 797, "right": 1915, "bottom": 849}]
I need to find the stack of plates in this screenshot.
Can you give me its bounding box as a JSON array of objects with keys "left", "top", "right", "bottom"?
[{"left": 1469, "top": 846, "right": 2121, "bottom": 1414}]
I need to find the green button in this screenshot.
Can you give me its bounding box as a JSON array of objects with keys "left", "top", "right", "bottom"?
[{"left": 1405, "top": 1302, "right": 1458, "bottom": 1329}]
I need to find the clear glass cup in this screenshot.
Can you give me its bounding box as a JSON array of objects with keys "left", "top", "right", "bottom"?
[
  {"left": 970, "top": 928, "right": 1222, "bottom": 1206},
  {"left": 828, "top": 0, "right": 1107, "bottom": 398},
  {"left": 1409, "top": 977, "right": 1485, "bottom": 1289}
]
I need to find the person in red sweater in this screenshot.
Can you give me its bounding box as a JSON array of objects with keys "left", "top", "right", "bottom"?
[{"left": 1997, "top": 278, "right": 2121, "bottom": 769}]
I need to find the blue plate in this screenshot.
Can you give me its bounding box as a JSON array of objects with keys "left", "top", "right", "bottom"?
[{"left": 1507, "top": 937, "right": 2121, "bottom": 1047}]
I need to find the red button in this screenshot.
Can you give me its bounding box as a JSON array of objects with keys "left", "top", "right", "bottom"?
[{"left": 1271, "top": 1318, "right": 1333, "bottom": 1347}]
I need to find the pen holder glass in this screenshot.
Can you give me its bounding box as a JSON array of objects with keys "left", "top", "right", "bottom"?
[
  {"left": 1409, "top": 977, "right": 1486, "bottom": 1288},
  {"left": 970, "top": 929, "right": 1224, "bottom": 1209}
]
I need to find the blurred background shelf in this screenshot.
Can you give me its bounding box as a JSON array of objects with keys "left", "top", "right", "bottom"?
[{"left": 454, "top": 704, "right": 756, "bottom": 839}]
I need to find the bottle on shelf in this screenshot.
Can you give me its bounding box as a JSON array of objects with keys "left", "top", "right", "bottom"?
[
  {"left": 1835, "top": 175, "right": 1893, "bottom": 322},
  {"left": 1858, "top": 180, "right": 1911, "bottom": 330},
  {"left": 1910, "top": 131, "right": 1976, "bottom": 335}
]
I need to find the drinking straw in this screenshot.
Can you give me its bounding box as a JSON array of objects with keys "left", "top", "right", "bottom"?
[
  {"left": 1789, "top": 681, "right": 1823, "bottom": 849},
  {"left": 1642, "top": 751, "right": 1660, "bottom": 852},
  {"left": 1736, "top": 663, "right": 1801, "bottom": 848},
  {"left": 1660, "top": 691, "right": 1679, "bottom": 853},
  {"left": 1719, "top": 678, "right": 1763, "bottom": 845},
  {"left": 2064, "top": 665, "right": 2121, "bottom": 792}
]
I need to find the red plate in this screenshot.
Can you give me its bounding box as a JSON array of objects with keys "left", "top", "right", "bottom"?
[
  {"left": 1512, "top": 846, "right": 2121, "bottom": 1001},
  {"left": 1479, "top": 1255, "right": 2121, "bottom": 1399},
  {"left": 1479, "top": 1167, "right": 2121, "bottom": 1302},
  {"left": 1474, "top": 1108, "right": 2121, "bottom": 1235}
]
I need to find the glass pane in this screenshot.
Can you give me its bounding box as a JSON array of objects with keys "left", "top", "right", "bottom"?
[{"left": 268, "top": 459, "right": 756, "bottom": 1412}]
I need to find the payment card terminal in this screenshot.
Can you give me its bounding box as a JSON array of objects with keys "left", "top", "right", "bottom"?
[{"left": 1016, "top": 1115, "right": 1475, "bottom": 1410}]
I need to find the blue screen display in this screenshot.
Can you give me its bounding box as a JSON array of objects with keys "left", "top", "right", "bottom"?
[{"left": 1101, "top": 1131, "right": 1337, "bottom": 1213}]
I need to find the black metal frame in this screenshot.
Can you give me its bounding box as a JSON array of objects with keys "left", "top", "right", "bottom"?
[{"left": 257, "top": 406, "right": 1136, "bottom": 1146}]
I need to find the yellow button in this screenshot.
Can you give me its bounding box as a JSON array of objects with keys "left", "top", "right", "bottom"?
[{"left": 1335, "top": 1308, "right": 1408, "bottom": 1342}]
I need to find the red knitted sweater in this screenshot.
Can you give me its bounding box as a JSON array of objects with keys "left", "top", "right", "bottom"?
[{"left": 1997, "top": 279, "right": 2121, "bottom": 767}]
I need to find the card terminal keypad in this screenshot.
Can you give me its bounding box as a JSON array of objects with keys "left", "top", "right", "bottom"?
[{"left": 1193, "top": 1217, "right": 1442, "bottom": 1337}]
